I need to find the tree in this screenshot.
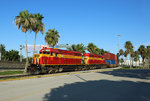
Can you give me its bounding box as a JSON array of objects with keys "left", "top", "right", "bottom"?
[
  {"left": 45, "top": 29, "right": 60, "bottom": 48},
  {"left": 133, "top": 51, "right": 140, "bottom": 67},
  {"left": 124, "top": 41, "right": 134, "bottom": 68},
  {"left": 8, "top": 50, "right": 20, "bottom": 61},
  {"left": 119, "top": 49, "right": 124, "bottom": 58},
  {"left": 120, "top": 58, "right": 124, "bottom": 66},
  {"left": 124, "top": 50, "right": 129, "bottom": 65},
  {"left": 119, "top": 49, "right": 124, "bottom": 64},
  {"left": 146, "top": 46, "right": 150, "bottom": 67},
  {"left": 67, "top": 44, "right": 77, "bottom": 51},
  {"left": 67, "top": 43, "right": 86, "bottom": 53},
  {"left": 138, "top": 45, "right": 147, "bottom": 68},
  {"left": 95, "top": 48, "right": 102, "bottom": 55},
  {"left": 0, "top": 44, "right": 6, "bottom": 60},
  {"left": 32, "top": 13, "right": 45, "bottom": 55},
  {"left": 87, "top": 43, "right": 97, "bottom": 54},
  {"left": 15, "top": 10, "right": 36, "bottom": 73},
  {"left": 87, "top": 43, "right": 108, "bottom": 55},
  {"left": 130, "top": 51, "right": 135, "bottom": 67}
]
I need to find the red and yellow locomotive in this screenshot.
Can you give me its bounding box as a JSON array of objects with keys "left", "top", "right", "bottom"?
[{"left": 28, "top": 47, "right": 118, "bottom": 74}]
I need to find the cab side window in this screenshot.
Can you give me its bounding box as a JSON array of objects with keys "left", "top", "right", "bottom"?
[
  {"left": 55, "top": 53, "right": 58, "bottom": 57},
  {"left": 50, "top": 52, "right": 53, "bottom": 56}
]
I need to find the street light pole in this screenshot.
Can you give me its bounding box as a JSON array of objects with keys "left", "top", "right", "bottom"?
[
  {"left": 117, "top": 34, "right": 120, "bottom": 53},
  {"left": 117, "top": 34, "right": 120, "bottom": 65}
]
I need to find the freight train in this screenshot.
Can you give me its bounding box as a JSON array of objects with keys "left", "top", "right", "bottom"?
[{"left": 27, "top": 47, "right": 118, "bottom": 74}]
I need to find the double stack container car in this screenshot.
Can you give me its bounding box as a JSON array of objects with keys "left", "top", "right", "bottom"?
[{"left": 104, "top": 53, "right": 118, "bottom": 67}]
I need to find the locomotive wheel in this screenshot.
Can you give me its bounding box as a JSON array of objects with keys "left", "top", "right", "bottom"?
[
  {"left": 91, "top": 67, "right": 94, "bottom": 69},
  {"left": 78, "top": 67, "right": 82, "bottom": 71},
  {"left": 75, "top": 67, "right": 78, "bottom": 71},
  {"left": 34, "top": 70, "right": 40, "bottom": 74},
  {"left": 88, "top": 66, "right": 91, "bottom": 70},
  {"left": 84, "top": 67, "right": 88, "bottom": 71},
  {"left": 58, "top": 67, "right": 63, "bottom": 72},
  {"left": 54, "top": 68, "right": 58, "bottom": 73},
  {"left": 48, "top": 67, "right": 53, "bottom": 74},
  {"left": 82, "top": 67, "right": 86, "bottom": 71}
]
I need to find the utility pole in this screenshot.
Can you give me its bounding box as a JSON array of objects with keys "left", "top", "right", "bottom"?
[
  {"left": 117, "top": 34, "right": 120, "bottom": 53},
  {"left": 20, "top": 45, "right": 22, "bottom": 62},
  {"left": 117, "top": 34, "right": 120, "bottom": 65}
]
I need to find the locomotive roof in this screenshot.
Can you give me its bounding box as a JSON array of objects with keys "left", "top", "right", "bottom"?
[
  {"left": 83, "top": 53, "right": 104, "bottom": 58},
  {"left": 39, "top": 47, "right": 81, "bottom": 55},
  {"left": 104, "top": 53, "right": 117, "bottom": 60}
]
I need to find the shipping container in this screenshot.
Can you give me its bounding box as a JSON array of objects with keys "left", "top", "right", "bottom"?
[
  {"left": 105, "top": 60, "right": 116, "bottom": 64},
  {"left": 104, "top": 53, "right": 117, "bottom": 60}
]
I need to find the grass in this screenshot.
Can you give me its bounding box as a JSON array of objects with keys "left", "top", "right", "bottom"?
[
  {"left": 120, "top": 65, "right": 146, "bottom": 69},
  {"left": 0, "top": 77, "right": 20, "bottom": 80},
  {"left": 0, "top": 71, "right": 24, "bottom": 75}
]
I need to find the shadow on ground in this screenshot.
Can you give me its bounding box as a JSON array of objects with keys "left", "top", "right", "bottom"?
[
  {"left": 43, "top": 79, "right": 150, "bottom": 101},
  {"left": 100, "top": 69, "right": 150, "bottom": 79}
]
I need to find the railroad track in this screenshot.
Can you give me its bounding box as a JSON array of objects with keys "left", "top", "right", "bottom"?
[{"left": 0, "top": 67, "right": 121, "bottom": 80}]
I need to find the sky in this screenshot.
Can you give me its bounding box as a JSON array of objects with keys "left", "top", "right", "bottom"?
[{"left": 0, "top": 0, "right": 150, "bottom": 56}]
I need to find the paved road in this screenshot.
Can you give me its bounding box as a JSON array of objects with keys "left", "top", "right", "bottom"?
[{"left": 0, "top": 69, "right": 150, "bottom": 101}]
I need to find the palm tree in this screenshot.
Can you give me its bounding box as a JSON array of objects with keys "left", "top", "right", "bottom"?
[
  {"left": 119, "top": 49, "right": 124, "bottom": 65},
  {"left": 133, "top": 51, "right": 140, "bottom": 67},
  {"left": 130, "top": 50, "right": 135, "bottom": 67},
  {"left": 119, "top": 49, "right": 124, "bottom": 58},
  {"left": 100, "top": 49, "right": 105, "bottom": 55},
  {"left": 67, "top": 43, "right": 86, "bottom": 53},
  {"left": 120, "top": 58, "right": 124, "bottom": 66},
  {"left": 32, "top": 13, "right": 45, "bottom": 55},
  {"left": 138, "top": 45, "right": 147, "bottom": 68},
  {"left": 0, "top": 44, "right": 5, "bottom": 52},
  {"left": 87, "top": 43, "right": 97, "bottom": 54},
  {"left": 45, "top": 29, "right": 60, "bottom": 48},
  {"left": 124, "top": 41, "right": 134, "bottom": 68},
  {"left": 76, "top": 44, "right": 86, "bottom": 53},
  {"left": 95, "top": 48, "right": 102, "bottom": 55},
  {"left": 0, "top": 44, "right": 5, "bottom": 60},
  {"left": 67, "top": 44, "right": 77, "bottom": 51},
  {"left": 15, "top": 10, "right": 36, "bottom": 73},
  {"left": 124, "top": 50, "right": 129, "bottom": 66},
  {"left": 86, "top": 43, "right": 108, "bottom": 55},
  {"left": 146, "top": 46, "right": 150, "bottom": 67}
]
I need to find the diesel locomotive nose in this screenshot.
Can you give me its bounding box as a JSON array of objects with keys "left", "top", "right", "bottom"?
[{"left": 33, "top": 54, "right": 40, "bottom": 64}]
